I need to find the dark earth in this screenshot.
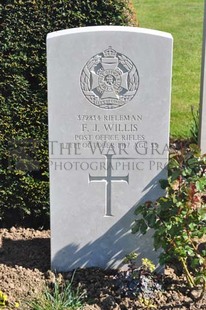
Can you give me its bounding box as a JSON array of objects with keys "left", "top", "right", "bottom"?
[{"left": 0, "top": 227, "right": 206, "bottom": 309}]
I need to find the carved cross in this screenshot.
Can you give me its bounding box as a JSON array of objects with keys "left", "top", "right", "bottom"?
[{"left": 89, "top": 154, "right": 129, "bottom": 216}]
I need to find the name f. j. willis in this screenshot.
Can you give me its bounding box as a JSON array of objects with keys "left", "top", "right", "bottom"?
[{"left": 81, "top": 123, "right": 139, "bottom": 132}]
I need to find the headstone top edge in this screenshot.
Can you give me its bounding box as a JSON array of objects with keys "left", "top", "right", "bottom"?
[{"left": 47, "top": 26, "right": 173, "bottom": 41}]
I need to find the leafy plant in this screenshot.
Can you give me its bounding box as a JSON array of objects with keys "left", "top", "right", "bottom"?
[
  {"left": 29, "top": 273, "right": 85, "bottom": 310},
  {"left": 123, "top": 252, "right": 156, "bottom": 274},
  {"left": 132, "top": 145, "right": 206, "bottom": 296},
  {"left": 123, "top": 251, "right": 139, "bottom": 266},
  {"left": 116, "top": 253, "right": 161, "bottom": 299},
  {"left": 0, "top": 291, "right": 7, "bottom": 308},
  {"left": 141, "top": 258, "right": 156, "bottom": 273},
  {"left": 0, "top": 290, "right": 19, "bottom": 309},
  {"left": 138, "top": 295, "right": 157, "bottom": 309}
]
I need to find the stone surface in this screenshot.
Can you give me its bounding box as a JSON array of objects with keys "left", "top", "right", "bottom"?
[
  {"left": 47, "top": 26, "right": 173, "bottom": 271},
  {"left": 199, "top": 0, "right": 206, "bottom": 154}
]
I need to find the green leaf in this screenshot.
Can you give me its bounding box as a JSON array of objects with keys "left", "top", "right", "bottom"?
[
  {"left": 145, "top": 213, "right": 156, "bottom": 227},
  {"left": 187, "top": 157, "right": 199, "bottom": 166},
  {"left": 198, "top": 208, "right": 206, "bottom": 221},
  {"left": 186, "top": 248, "right": 195, "bottom": 256},
  {"left": 159, "top": 179, "right": 169, "bottom": 189},
  {"left": 189, "top": 144, "right": 201, "bottom": 156},
  {"left": 170, "top": 170, "right": 181, "bottom": 182},
  {"left": 135, "top": 219, "right": 148, "bottom": 234},
  {"left": 134, "top": 204, "right": 145, "bottom": 215},
  {"left": 196, "top": 178, "right": 206, "bottom": 191}
]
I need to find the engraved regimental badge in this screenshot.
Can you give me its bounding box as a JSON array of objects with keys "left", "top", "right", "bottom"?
[{"left": 80, "top": 46, "right": 139, "bottom": 109}]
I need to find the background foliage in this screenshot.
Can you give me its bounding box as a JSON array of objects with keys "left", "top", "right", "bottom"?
[{"left": 0, "top": 0, "right": 137, "bottom": 228}]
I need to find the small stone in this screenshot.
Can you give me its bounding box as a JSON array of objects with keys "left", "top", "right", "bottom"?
[
  {"left": 190, "top": 288, "right": 203, "bottom": 300},
  {"left": 101, "top": 295, "right": 116, "bottom": 307},
  {"left": 9, "top": 283, "right": 15, "bottom": 289},
  {"left": 119, "top": 264, "right": 129, "bottom": 272},
  {"left": 45, "top": 270, "right": 56, "bottom": 283},
  {"left": 9, "top": 227, "right": 16, "bottom": 233}
]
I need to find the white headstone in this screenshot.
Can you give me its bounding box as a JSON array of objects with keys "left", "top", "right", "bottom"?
[
  {"left": 199, "top": 0, "right": 206, "bottom": 154},
  {"left": 47, "top": 26, "right": 173, "bottom": 271}
]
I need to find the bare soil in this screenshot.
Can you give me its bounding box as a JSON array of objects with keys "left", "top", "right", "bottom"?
[{"left": 0, "top": 227, "right": 206, "bottom": 309}]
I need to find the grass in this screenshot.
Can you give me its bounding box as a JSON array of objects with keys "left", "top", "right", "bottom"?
[
  {"left": 29, "top": 274, "right": 85, "bottom": 310},
  {"left": 132, "top": 0, "right": 204, "bottom": 138}
]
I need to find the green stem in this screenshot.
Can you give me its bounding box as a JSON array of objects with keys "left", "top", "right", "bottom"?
[
  {"left": 180, "top": 257, "right": 195, "bottom": 288},
  {"left": 164, "top": 236, "right": 195, "bottom": 288}
]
